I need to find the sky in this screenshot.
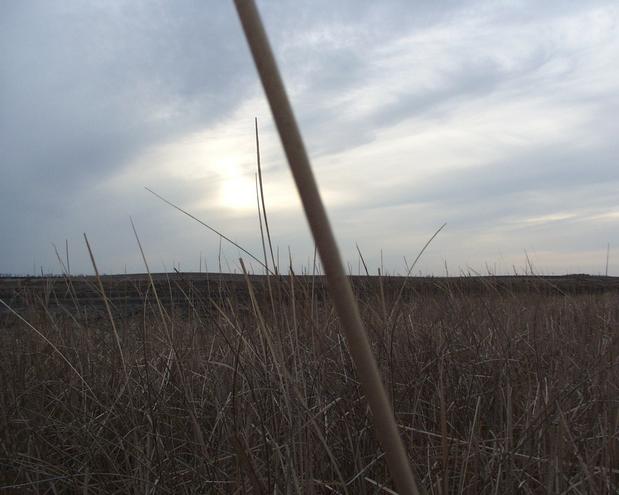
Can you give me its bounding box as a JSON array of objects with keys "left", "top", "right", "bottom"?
[{"left": 1, "top": 0, "right": 618, "bottom": 276}]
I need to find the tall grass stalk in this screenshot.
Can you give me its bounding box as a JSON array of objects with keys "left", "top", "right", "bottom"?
[{"left": 233, "top": 1, "right": 421, "bottom": 493}]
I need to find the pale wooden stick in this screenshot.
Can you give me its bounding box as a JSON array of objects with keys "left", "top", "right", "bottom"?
[{"left": 233, "top": 2, "right": 421, "bottom": 493}]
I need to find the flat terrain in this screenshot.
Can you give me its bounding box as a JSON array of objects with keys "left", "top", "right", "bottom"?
[
  {"left": 2, "top": 272, "right": 618, "bottom": 316},
  {"left": 0, "top": 274, "right": 617, "bottom": 493}
]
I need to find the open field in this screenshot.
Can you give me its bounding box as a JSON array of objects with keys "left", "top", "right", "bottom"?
[
  {"left": 2, "top": 273, "right": 619, "bottom": 316},
  {"left": 1, "top": 273, "right": 617, "bottom": 493}
]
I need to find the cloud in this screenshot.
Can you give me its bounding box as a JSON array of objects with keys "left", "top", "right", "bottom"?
[
  {"left": 1, "top": 0, "right": 618, "bottom": 275},
  {"left": 0, "top": 1, "right": 253, "bottom": 188}
]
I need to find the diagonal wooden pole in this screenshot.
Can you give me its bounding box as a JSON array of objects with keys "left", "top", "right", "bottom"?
[{"left": 233, "top": 2, "right": 421, "bottom": 493}]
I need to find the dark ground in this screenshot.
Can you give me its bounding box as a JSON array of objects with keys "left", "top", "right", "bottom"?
[{"left": 1, "top": 273, "right": 618, "bottom": 317}]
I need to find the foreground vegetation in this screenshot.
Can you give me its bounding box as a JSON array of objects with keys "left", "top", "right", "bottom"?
[{"left": 1, "top": 273, "right": 617, "bottom": 493}]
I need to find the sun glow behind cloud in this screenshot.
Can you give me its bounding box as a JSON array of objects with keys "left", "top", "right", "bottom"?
[{"left": 216, "top": 157, "right": 256, "bottom": 212}]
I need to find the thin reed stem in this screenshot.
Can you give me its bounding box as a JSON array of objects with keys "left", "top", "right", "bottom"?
[{"left": 233, "top": 2, "right": 421, "bottom": 493}]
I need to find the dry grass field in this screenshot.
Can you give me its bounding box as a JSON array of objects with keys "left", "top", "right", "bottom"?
[{"left": 0, "top": 273, "right": 617, "bottom": 493}]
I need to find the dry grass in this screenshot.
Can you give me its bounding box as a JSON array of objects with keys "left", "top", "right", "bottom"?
[{"left": 1, "top": 273, "right": 617, "bottom": 493}]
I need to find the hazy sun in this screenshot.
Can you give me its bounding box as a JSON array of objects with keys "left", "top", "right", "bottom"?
[{"left": 217, "top": 158, "right": 255, "bottom": 212}]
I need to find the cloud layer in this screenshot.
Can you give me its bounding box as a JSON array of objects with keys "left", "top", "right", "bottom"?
[{"left": 2, "top": 0, "right": 618, "bottom": 275}]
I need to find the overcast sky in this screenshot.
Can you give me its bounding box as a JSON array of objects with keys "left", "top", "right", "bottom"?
[{"left": 2, "top": 0, "right": 618, "bottom": 276}]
